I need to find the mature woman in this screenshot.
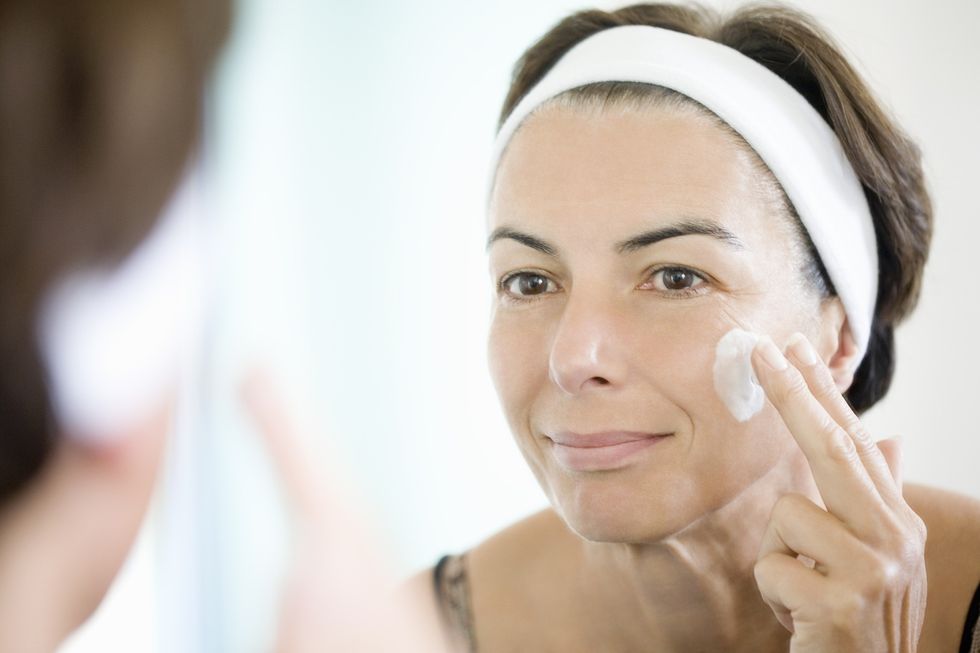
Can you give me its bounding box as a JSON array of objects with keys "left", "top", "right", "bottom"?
[{"left": 410, "top": 4, "right": 980, "bottom": 652}]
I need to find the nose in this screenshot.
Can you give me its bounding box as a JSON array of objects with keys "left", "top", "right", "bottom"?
[{"left": 548, "top": 292, "right": 630, "bottom": 396}]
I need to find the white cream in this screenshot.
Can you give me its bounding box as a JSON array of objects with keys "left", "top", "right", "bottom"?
[{"left": 713, "top": 328, "right": 764, "bottom": 422}]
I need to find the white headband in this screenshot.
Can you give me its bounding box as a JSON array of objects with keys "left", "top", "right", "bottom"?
[
  {"left": 38, "top": 167, "right": 206, "bottom": 442},
  {"left": 489, "top": 25, "right": 878, "bottom": 364}
]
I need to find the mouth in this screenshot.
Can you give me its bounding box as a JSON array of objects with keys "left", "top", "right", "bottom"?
[{"left": 546, "top": 431, "right": 672, "bottom": 472}]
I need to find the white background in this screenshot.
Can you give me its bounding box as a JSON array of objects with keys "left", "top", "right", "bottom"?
[{"left": 62, "top": 0, "right": 980, "bottom": 650}]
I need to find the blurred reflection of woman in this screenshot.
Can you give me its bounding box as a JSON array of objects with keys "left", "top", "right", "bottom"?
[{"left": 0, "top": 2, "right": 228, "bottom": 649}]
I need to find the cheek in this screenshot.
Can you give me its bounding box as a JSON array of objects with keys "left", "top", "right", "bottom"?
[
  {"left": 630, "top": 300, "right": 744, "bottom": 419},
  {"left": 632, "top": 303, "right": 795, "bottom": 475},
  {"left": 487, "top": 310, "right": 551, "bottom": 427}
]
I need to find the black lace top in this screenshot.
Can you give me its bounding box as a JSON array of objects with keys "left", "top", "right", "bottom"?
[{"left": 433, "top": 552, "right": 980, "bottom": 653}]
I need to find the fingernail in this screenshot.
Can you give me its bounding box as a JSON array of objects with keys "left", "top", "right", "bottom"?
[
  {"left": 787, "top": 332, "right": 818, "bottom": 366},
  {"left": 757, "top": 336, "right": 788, "bottom": 371}
]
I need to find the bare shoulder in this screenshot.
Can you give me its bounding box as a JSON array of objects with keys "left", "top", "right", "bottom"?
[
  {"left": 395, "top": 508, "right": 573, "bottom": 651},
  {"left": 467, "top": 507, "right": 576, "bottom": 600},
  {"left": 469, "top": 506, "right": 573, "bottom": 573},
  {"left": 903, "top": 483, "right": 980, "bottom": 652},
  {"left": 905, "top": 482, "right": 980, "bottom": 568},
  {"left": 466, "top": 508, "right": 579, "bottom": 648}
]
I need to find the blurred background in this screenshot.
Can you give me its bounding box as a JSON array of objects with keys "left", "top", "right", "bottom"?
[{"left": 59, "top": 0, "right": 979, "bottom": 650}]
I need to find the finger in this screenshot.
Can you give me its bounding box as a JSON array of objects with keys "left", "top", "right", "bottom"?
[
  {"left": 875, "top": 437, "right": 903, "bottom": 491},
  {"left": 240, "top": 368, "right": 372, "bottom": 547},
  {"left": 752, "top": 336, "right": 884, "bottom": 525},
  {"left": 238, "top": 372, "right": 429, "bottom": 653},
  {"left": 758, "top": 493, "right": 869, "bottom": 575},
  {"left": 784, "top": 333, "right": 900, "bottom": 503},
  {"left": 754, "top": 552, "right": 829, "bottom": 634},
  {"left": 239, "top": 369, "right": 330, "bottom": 523}
]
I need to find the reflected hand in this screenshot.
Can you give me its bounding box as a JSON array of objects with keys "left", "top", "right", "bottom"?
[
  {"left": 241, "top": 370, "right": 447, "bottom": 653},
  {"left": 751, "top": 333, "right": 927, "bottom": 653},
  {"left": 0, "top": 405, "right": 170, "bottom": 652}
]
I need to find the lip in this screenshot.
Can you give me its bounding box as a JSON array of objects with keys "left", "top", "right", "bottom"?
[{"left": 547, "top": 431, "right": 671, "bottom": 472}]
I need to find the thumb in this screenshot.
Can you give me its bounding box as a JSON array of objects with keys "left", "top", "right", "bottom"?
[{"left": 875, "top": 437, "right": 904, "bottom": 491}]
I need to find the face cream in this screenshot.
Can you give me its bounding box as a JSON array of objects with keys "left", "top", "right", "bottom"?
[{"left": 713, "top": 328, "right": 764, "bottom": 422}]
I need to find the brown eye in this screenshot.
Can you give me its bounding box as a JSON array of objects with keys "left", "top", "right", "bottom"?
[
  {"left": 503, "top": 272, "right": 558, "bottom": 297},
  {"left": 649, "top": 267, "right": 706, "bottom": 293}
]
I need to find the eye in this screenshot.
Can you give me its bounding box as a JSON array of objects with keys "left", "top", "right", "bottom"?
[
  {"left": 643, "top": 266, "right": 707, "bottom": 294},
  {"left": 500, "top": 272, "right": 559, "bottom": 299}
]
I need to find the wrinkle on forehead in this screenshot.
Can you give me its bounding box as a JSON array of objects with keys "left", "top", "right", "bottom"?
[
  {"left": 489, "top": 102, "right": 813, "bottom": 296},
  {"left": 493, "top": 105, "right": 763, "bottom": 233}
]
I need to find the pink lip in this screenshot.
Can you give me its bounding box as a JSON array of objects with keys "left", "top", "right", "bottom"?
[{"left": 548, "top": 431, "right": 671, "bottom": 472}]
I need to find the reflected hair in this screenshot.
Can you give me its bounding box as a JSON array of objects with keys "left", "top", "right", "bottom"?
[{"left": 0, "top": 0, "right": 232, "bottom": 502}]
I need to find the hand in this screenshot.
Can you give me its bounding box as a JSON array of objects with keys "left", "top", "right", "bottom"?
[
  {"left": 241, "top": 370, "right": 448, "bottom": 653},
  {"left": 750, "top": 333, "right": 927, "bottom": 653},
  {"left": 0, "top": 403, "right": 171, "bottom": 652}
]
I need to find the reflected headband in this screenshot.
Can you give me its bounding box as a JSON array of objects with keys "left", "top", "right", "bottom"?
[
  {"left": 38, "top": 168, "right": 206, "bottom": 441},
  {"left": 489, "top": 25, "right": 878, "bottom": 365}
]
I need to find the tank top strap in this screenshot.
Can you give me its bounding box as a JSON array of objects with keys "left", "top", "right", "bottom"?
[
  {"left": 961, "top": 580, "right": 980, "bottom": 653},
  {"left": 433, "top": 552, "right": 477, "bottom": 653}
]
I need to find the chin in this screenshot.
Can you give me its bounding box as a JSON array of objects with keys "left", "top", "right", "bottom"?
[{"left": 550, "top": 471, "right": 703, "bottom": 544}]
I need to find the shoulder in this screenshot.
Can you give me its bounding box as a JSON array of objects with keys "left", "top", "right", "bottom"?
[
  {"left": 467, "top": 506, "right": 580, "bottom": 610},
  {"left": 903, "top": 483, "right": 980, "bottom": 652},
  {"left": 468, "top": 506, "right": 573, "bottom": 575},
  {"left": 396, "top": 508, "right": 572, "bottom": 652},
  {"left": 468, "top": 508, "right": 580, "bottom": 649},
  {"left": 904, "top": 483, "right": 980, "bottom": 574}
]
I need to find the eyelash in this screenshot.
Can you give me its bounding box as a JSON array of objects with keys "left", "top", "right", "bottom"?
[{"left": 497, "top": 265, "right": 711, "bottom": 303}]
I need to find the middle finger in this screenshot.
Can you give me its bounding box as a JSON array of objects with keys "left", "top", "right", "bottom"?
[
  {"left": 751, "top": 335, "right": 886, "bottom": 528},
  {"left": 783, "top": 332, "right": 902, "bottom": 504}
]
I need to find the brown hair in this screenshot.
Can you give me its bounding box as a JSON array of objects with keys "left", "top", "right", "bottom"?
[
  {"left": 0, "top": 0, "right": 231, "bottom": 501},
  {"left": 498, "top": 2, "right": 932, "bottom": 414}
]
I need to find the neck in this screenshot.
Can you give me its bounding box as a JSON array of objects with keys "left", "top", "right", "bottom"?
[{"left": 576, "top": 451, "right": 818, "bottom": 652}]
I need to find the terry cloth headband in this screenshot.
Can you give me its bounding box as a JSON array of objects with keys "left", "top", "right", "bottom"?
[
  {"left": 489, "top": 25, "right": 878, "bottom": 365},
  {"left": 37, "top": 167, "right": 206, "bottom": 442}
]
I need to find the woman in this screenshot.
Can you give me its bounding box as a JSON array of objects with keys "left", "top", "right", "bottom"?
[{"left": 409, "top": 4, "right": 980, "bottom": 652}]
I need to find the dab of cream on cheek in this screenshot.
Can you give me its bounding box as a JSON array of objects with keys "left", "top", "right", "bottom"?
[{"left": 713, "top": 328, "right": 765, "bottom": 422}]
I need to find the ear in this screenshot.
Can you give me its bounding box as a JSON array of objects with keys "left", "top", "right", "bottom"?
[{"left": 816, "top": 297, "right": 860, "bottom": 393}]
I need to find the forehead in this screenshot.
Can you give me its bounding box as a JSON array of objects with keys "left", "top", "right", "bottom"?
[{"left": 489, "top": 104, "right": 783, "bottom": 246}]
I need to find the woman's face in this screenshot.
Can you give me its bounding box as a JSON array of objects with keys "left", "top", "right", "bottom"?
[{"left": 487, "top": 103, "right": 837, "bottom": 543}]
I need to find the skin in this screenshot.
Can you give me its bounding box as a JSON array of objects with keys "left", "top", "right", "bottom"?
[
  {"left": 402, "top": 102, "right": 980, "bottom": 652},
  {"left": 0, "top": 369, "right": 452, "bottom": 653},
  {"left": 0, "top": 398, "right": 173, "bottom": 652}
]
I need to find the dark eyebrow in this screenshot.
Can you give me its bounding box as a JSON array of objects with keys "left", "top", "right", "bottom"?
[
  {"left": 616, "top": 219, "right": 744, "bottom": 253},
  {"left": 487, "top": 219, "right": 743, "bottom": 257},
  {"left": 486, "top": 227, "right": 558, "bottom": 257}
]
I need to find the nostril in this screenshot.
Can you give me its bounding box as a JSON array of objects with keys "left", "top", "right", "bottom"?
[{"left": 591, "top": 377, "right": 610, "bottom": 386}]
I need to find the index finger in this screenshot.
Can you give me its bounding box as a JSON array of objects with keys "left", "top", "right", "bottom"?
[
  {"left": 751, "top": 336, "right": 886, "bottom": 526},
  {"left": 782, "top": 333, "right": 901, "bottom": 502},
  {"left": 239, "top": 369, "right": 331, "bottom": 522}
]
